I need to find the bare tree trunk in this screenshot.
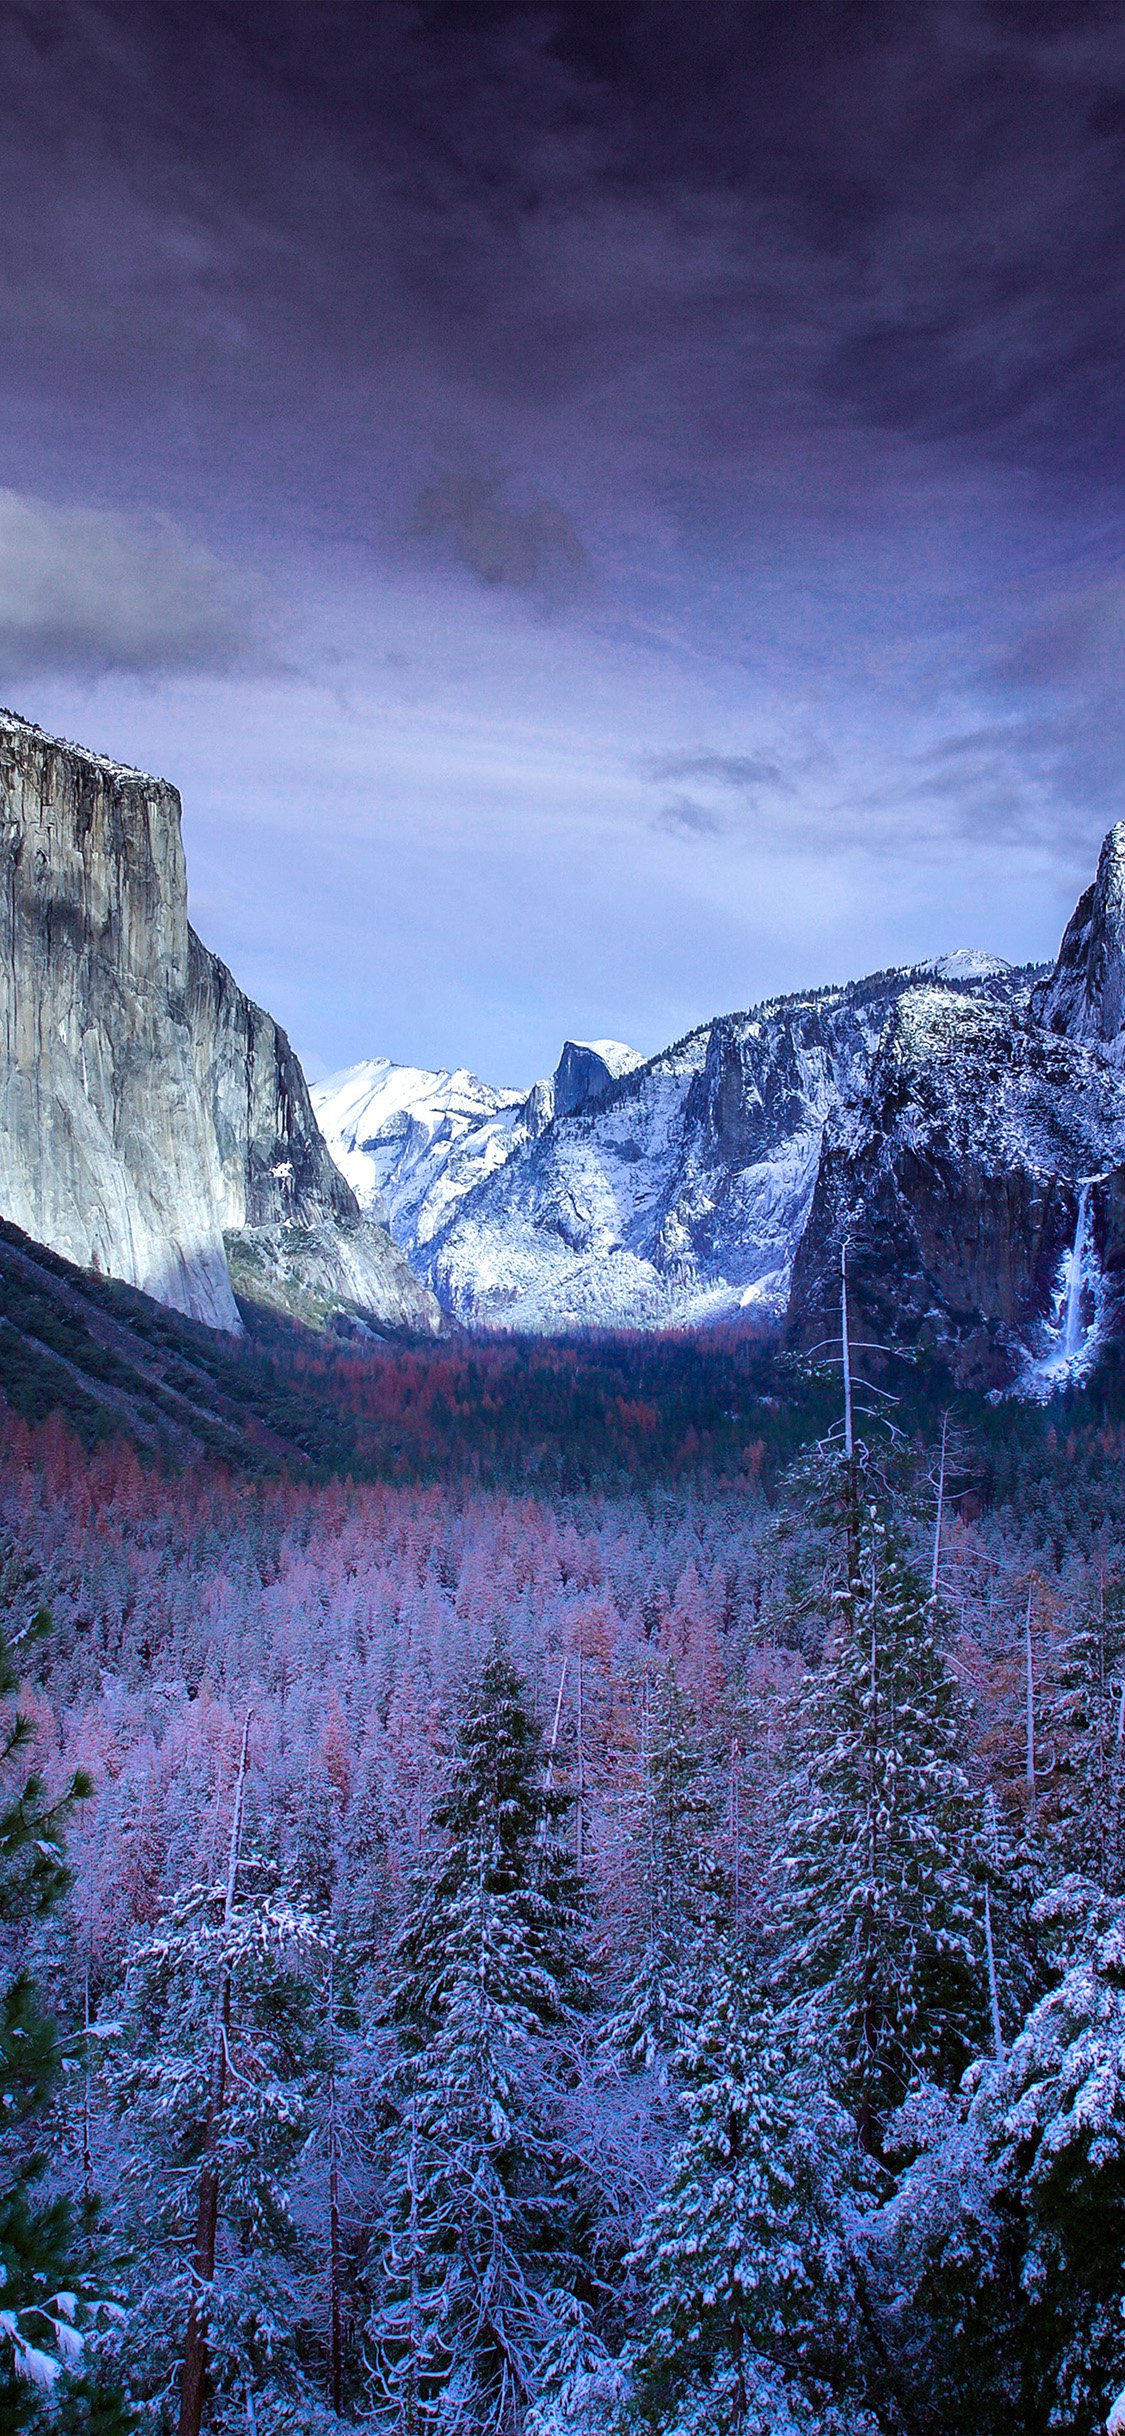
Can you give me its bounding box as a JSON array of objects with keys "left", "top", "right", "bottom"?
[
  {"left": 81, "top": 1957, "right": 93, "bottom": 2211},
  {"left": 575, "top": 1646, "right": 585, "bottom": 1876},
  {"left": 841, "top": 1242, "right": 860, "bottom": 1592},
  {"left": 930, "top": 1411, "right": 949, "bottom": 1599},
  {"left": 841, "top": 1240, "right": 854, "bottom": 1463}
]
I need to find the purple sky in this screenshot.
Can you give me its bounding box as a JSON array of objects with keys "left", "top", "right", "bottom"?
[{"left": 4, "top": 1, "right": 1125, "bottom": 1084}]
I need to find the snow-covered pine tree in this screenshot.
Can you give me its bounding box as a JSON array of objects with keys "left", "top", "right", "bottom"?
[
  {"left": 632, "top": 1939, "right": 879, "bottom": 2436},
  {"left": 0, "top": 1597, "right": 126, "bottom": 2428},
  {"left": 878, "top": 1883, "right": 1125, "bottom": 2436},
  {"left": 611, "top": 1664, "right": 719, "bottom": 2079},
  {"left": 776, "top": 1454, "right": 1003, "bottom": 2151},
  {"left": 364, "top": 1649, "right": 597, "bottom": 2435},
  {"left": 1042, "top": 1575, "right": 1125, "bottom": 1889},
  {"left": 103, "top": 1724, "right": 331, "bottom": 2435}
]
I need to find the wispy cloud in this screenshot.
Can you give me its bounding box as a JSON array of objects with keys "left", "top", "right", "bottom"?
[{"left": 0, "top": 490, "right": 266, "bottom": 679}]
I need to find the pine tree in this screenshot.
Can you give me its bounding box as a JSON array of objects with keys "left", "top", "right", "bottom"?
[
  {"left": 611, "top": 1665, "right": 718, "bottom": 2078},
  {"left": 776, "top": 1456, "right": 1001, "bottom": 2150},
  {"left": 882, "top": 1885, "right": 1125, "bottom": 2436},
  {"left": 0, "top": 1597, "right": 122, "bottom": 2424},
  {"left": 364, "top": 1650, "right": 596, "bottom": 2435},
  {"left": 103, "top": 1729, "right": 330, "bottom": 2434},
  {"left": 632, "top": 1942, "right": 877, "bottom": 2436},
  {"left": 1043, "top": 1576, "right": 1125, "bottom": 1888}
]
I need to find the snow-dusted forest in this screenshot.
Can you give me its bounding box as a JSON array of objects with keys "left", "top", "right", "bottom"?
[{"left": 6, "top": 1378, "right": 1125, "bottom": 2434}]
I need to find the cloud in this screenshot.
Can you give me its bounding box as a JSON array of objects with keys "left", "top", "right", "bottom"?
[
  {"left": 0, "top": 489, "right": 265, "bottom": 679},
  {"left": 643, "top": 743, "right": 805, "bottom": 840},
  {"left": 411, "top": 473, "right": 587, "bottom": 589},
  {"left": 644, "top": 749, "right": 794, "bottom": 794},
  {"left": 655, "top": 793, "right": 725, "bottom": 837}
]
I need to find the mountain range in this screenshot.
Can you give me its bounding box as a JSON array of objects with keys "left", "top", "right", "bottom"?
[{"left": 5, "top": 705, "right": 1125, "bottom": 1392}]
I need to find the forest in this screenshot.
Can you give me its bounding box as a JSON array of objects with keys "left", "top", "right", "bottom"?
[{"left": 5, "top": 1332, "right": 1125, "bottom": 2434}]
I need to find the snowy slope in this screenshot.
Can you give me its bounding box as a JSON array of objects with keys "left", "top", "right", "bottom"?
[
  {"left": 423, "top": 963, "right": 1036, "bottom": 1332},
  {"left": 311, "top": 1058, "right": 528, "bottom": 1249}
]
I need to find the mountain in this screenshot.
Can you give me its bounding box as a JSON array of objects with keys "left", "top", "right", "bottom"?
[
  {"left": 311, "top": 831, "right": 1125, "bottom": 1391},
  {"left": 311, "top": 1035, "right": 646, "bottom": 1274},
  {"left": 789, "top": 835, "right": 1125, "bottom": 1389},
  {"left": 1029, "top": 822, "right": 1125, "bottom": 1053},
  {"left": 336, "top": 965, "right": 1033, "bottom": 1337},
  {"left": 0, "top": 711, "right": 439, "bottom": 1338},
  {"left": 787, "top": 982, "right": 1125, "bottom": 1389}
]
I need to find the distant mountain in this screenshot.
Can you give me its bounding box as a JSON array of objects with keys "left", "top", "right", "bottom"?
[
  {"left": 311, "top": 1036, "right": 646, "bottom": 1270},
  {"left": 313, "top": 829, "right": 1125, "bottom": 1389},
  {"left": 0, "top": 711, "right": 440, "bottom": 1338}
]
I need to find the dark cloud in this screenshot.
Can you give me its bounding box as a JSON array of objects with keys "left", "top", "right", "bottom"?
[
  {"left": 0, "top": 490, "right": 264, "bottom": 679},
  {"left": 3, "top": 2, "right": 1125, "bottom": 532},
  {"left": 654, "top": 793, "right": 726, "bottom": 838},
  {"left": 644, "top": 750, "right": 794, "bottom": 794},
  {"left": 411, "top": 473, "right": 586, "bottom": 588}
]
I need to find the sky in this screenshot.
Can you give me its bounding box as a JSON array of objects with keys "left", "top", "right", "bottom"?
[{"left": 3, "top": 1, "right": 1125, "bottom": 1086}]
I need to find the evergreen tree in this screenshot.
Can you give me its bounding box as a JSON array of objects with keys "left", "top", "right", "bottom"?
[
  {"left": 611, "top": 1665, "right": 718, "bottom": 2078},
  {"left": 632, "top": 1942, "right": 879, "bottom": 2436},
  {"left": 364, "top": 1650, "right": 596, "bottom": 2435},
  {"left": 776, "top": 1457, "right": 1002, "bottom": 2149},
  {"left": 1044, "top": 1577, "right": 1125, "bottom": 1889},
  {"left": 0, "top": 1598, "right": 125, "bottom": 2425},
  {"left": 104, "top": 1792, "right": 330, "bottom": 2431},
  {"left": 880, "top": 1884, "right": 1125, "bottom": 2436}
]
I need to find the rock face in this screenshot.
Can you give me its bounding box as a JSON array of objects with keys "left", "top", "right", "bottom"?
[
  {"left": 0, "top": 711, "right": 440, "bottom": 1336},
  {"left": 188, "top": 931, "right": 358, "bottom": 1233},
  {"left": 310, "top": 1036, "right": 646, "bottom": 1292},
  {"left": 0, "top": 710, "right": 239, "bottom": 1329},
  {"left": 786, "top": 985, "right": 1125, "bottom": 1387},
  {"left": 1029, "top": 823, "right": 1125, "bottom": 1054},
  {"left": 552, "top": 1038, "right": 645, "bottom": 1118}
]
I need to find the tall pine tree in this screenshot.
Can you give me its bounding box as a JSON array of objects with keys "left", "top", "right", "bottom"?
[
  {"left": 0, "top": 1597, "right": 128, "bottom": 2428},
  {"left": 364, "top": 1650, "right": 596, "bottom": 2435},
  {"left": 104, "top": 1725, "right": 330, "bottom": 2434},
  {"left": 776, "top": 1455, "right": 1003, "bottom": 2150},
  {"left": 611, "top": 1665, "right": 718, "bottom": 2079}
]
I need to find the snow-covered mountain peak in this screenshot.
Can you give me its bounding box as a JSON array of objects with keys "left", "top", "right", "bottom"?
[
  {"left": 926, "top": 948, "right": 1013, "bottom": 981},
  {"left": 569, "top": 1037, "right": 644, "bottom": 1072},
  {"left": 312, "top": 1055, "right": 532, "bottom": 1247}
]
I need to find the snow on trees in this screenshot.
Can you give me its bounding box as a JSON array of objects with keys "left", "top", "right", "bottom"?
[
  {"left": 364, "top": 1651, "right": 600, "bottom": 2434},
  {"left": 776, "top": 1455, "right": 1006, "bottom": 2148}
]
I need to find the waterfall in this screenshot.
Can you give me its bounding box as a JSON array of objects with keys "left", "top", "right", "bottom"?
[
  {"left": 1061, "top": 1180, "right": 1093, "bottom": 1362},
  {"left": 1017, "top": 1176, "right": 1106, "bottom": 1399}
]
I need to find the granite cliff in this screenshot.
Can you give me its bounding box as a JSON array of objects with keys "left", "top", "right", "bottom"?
[{"left": 0, "top": 711, "right": 439, "bottom": 1336}]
